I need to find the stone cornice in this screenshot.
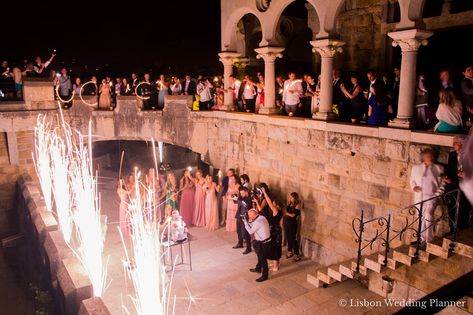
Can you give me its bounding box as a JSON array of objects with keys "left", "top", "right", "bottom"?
[
  {"left": 254, "top": 47, "right": 284, "bottom": 63},
  {"left": 388, "top": 29, "right": 433, "bottom": 52},
  {"left": 310, "top": 39, "right": 345, "bottom": 58},
  {"left": 218, "top": 52, "right": 241, "bottom": 66}
]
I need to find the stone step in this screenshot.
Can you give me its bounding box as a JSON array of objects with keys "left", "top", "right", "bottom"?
[
  {"left": 444, "top": 238, "right": 473, "bottom": 259},
  {"left": 426, "top": 241, "right": 452, "bottom": 259},
  {"left": 408, "top": 246, "right": 433, "bottom": 263},
  {"left": 339, "top": 261, "right": 355, "bottom": 279},
  {"left": 306, "top": 273, "right": 324, "bottom": 288},
  {"left": 393, "top": 246, "right": 413, "bottom": 266},
  {"left": 351, "top": 260, "right": 367, "bottom": 276},
  {"left": 364, "top": 253, "right": 383, "bottom": 273},
  {"left": 317, "top": 268, "right": 337, "bottom": 285},
  {"left": 328, "top": 264, "right": 347, "bottom": 282},
  {"left": 378, "top": 252, "right": 401, "bottom": 270}
]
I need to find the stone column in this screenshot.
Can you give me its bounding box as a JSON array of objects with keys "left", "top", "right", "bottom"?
[
  {"left": 254, "top": 46, "right": 284, "bottom": 115},
  {"left": 310, "top": 39, "right": 345, "bottom": 121},
  {"left": 388, "top": 29, "right": 433, "bottom": 129},
  {"left": 218, "top": 52, "right": 241, "bottom": 110}
]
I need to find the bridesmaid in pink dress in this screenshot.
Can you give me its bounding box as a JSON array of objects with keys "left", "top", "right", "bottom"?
[
  {"left": 192, "top": 170, "right": 206, "bottom": 227},
  {"left": 179, "top": 170, "right": 195, "bottom": 226},
  {"left": 117, "top": 175, "right": 134, "bottom": 236},
  {"left": 203, "top": 175, "right": 220, "bottom": 230},
  {"left": 225, "top": 176, "right": 240, "bottom": 232}
]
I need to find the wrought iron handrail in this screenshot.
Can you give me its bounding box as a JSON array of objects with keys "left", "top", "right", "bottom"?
[{"left": 352, "top": 189, "right": 461, "bottom": 274}]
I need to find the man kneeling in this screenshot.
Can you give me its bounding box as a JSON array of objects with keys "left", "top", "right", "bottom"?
[{"left": 244, "top": 208, "right": 271, "bottom": 282}]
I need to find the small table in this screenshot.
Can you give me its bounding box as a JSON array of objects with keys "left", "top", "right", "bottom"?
[{"left": 162, "top": 233, "right": 194, "bottom": 271}]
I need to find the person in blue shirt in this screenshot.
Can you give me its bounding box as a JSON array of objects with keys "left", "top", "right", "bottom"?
[{"left": 367, "top": 84, "right": 389, "bottom": 126}]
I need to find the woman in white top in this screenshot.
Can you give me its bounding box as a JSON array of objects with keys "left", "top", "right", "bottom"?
[
  {"left": 171, "top": 76, "right": 182, "bottom": 95},
  {"left": 409, "top": 148, "right": 445, "bottom": 243},
  {"left": 434, "top": 88, "right": 463, "bottom": 133}
]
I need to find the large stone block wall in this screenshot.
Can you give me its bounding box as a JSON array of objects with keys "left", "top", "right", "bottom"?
[{"left": 187, "top": 112, "right": 454, "bottom": 265}]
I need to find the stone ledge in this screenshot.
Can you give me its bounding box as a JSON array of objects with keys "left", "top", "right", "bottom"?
[
  {"left": 78, "top": 297, "right": 111, "bottom": 315},
  {"left": 192, "top": 110, "right": 456, "bottom": 147},
  {"left": 57, "top": 256, "right": 93, "bottom": 315},
  {"left": 44, "top": 230, "right": 74, "bottom": 282}
]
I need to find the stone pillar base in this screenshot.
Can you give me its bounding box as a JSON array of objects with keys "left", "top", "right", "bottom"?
[
  {"left": 388, "top": 117, "right": 415, "bottom": 129},
  {"left": 258, "top": 107, "right": 279, "bottom": 115},
  {"left": 312, "top": 111, "right": 337, "bottom": 121}
]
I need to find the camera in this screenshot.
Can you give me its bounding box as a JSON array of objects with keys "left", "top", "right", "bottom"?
[
  {"left": 251, "top": 187, "right": 262, "bottom": 199},
  {"left": 231, "top": 193, "right": 238, "bottom": 204}
]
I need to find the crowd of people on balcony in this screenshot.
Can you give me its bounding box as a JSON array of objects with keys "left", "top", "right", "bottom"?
[
  {"left": 117, "top": 167, "right": 302, "bottom": 282},
  {"left": 1, "top": 52, "right": 472, "bottom": 134}
]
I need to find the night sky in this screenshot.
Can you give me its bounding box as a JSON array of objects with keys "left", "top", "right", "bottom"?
[{"left": 1, "top": 0, "right": 221, "bottom": 77}]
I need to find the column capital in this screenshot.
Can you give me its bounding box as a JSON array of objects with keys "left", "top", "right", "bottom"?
[
  {"left": 310, "top": 39, "right": 345, "bottom": 58},
  {"left": 254, "top": 46, "right": 285, "bottom": 63},
  {"left": 218, "top": 51, "right": 241, "bottom": 66},
  {"left": 388, "top": 29, "right": 433, "bottom": 52}
]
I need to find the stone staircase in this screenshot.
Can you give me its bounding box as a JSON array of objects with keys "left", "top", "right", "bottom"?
[{"left": 307, "top": 228, "right": 473, "bottom": 313}]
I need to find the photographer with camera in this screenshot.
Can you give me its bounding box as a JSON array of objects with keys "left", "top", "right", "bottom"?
[
  {"left": 244, "top": 208, "right": 271, "bottom": 282},
  {"left": 257, "top": 187, "right": 283, "bottom": 271},
  {"left": 232, "top": 187, "right": 252, "bottom": 254}
]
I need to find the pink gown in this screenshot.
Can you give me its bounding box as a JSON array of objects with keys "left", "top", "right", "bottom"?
[
  {"left": 226, "top": 185, "right": 238, "bottom": 232},
  {"left": 205, "top": 185, "right": 219, "bottom": 231},
  {"left": 118, "top": 190, "right": 131, "bottom": 236},
  {"left": 192, "top": 181, "right": 206, "bottom": 227},
  {"left": 180, "top": 183, "right": 195, "bottom": 226}
]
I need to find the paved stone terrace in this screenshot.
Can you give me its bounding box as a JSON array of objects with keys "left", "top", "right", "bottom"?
[{"left": 98, "top": 171, "right": 399, "bottom": 315}]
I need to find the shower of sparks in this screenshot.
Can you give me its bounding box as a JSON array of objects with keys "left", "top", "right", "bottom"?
[
  {"left": 49, "top": 130, "right": 73, "bottom": 243},
  {"left": 33, "top": 115, "right": 53, "bottom": 212},
  {"left": 120, "top": 168, "right": 175, "bottom": 315},
  {"left": 158, "top": 141, "right": 164, "bottom": 163},
  {"left": 69, "top": 121, "right": 108, "bottom": 297},
  {"left": 33, "top": 110, "right": 107, "bottom": 297}
]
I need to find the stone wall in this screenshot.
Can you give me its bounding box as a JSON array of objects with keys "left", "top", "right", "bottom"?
[
  {"left": 0, "top": 96, "right": 456, "bottom": 267},
  {"left": 336, "top": 0, "right": 387, "bottom": 71}
]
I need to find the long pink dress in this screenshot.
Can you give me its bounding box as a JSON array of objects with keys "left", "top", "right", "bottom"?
[
  {"left": 205, "top": 185, "right": 219, "bottom": 231},
  {"left": 180, "top": 183, "right": 195, "bottom": 226},
  {"left": 226, "top": 184, "right": 239, "bottom": 232},
  {"left": 118, "top": 189, "right": 131, "bottom": 236},
  {"left": 192, "top": 180, "right": 206, "bottom": 227}
]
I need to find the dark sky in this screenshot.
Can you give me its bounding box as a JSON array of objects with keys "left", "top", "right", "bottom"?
[{"left": 1, "top": 0, "right": 222, "bottom": 77}]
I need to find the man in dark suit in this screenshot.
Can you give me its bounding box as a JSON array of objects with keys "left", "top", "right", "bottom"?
[
  {"left": 461, "top": 65, "right": 473, "bottom": 128},
  {"left": 182, "top": 74, "right": 197, "bottom": 100},
  {"left": 131, "top": 73, "right": 140, "bottom": 95},
  {"left": 232, "top": 187, "right": 252, "bottom": 254},
  {"left": 445, "top": 136, "right": 472, "bottom": 232}
]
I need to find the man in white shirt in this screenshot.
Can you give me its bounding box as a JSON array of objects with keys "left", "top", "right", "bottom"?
[
  {"left": 228, "top": 75, "right": 241, "bottom": 109},
  {"left": 240, "top": 75, "right": 256, "bottom": 112},
  {"left": 197, "top": 78, "right": 213, "bottom": 110},
  {"left": 244, "top": 209, "right": 271, "bottom": 282},
  {"left": 33, "top": 53, "right": 56, "bottom": 77},
  {"left": 282, "top": 72, "right": 303, "bottom": 116},
  {"left": 409, "top": 148, "right": 445, "bottom": 243}
]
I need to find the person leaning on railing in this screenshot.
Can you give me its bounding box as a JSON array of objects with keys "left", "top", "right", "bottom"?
[{"left": 409, "top": 148, "right": 446, "bottom": 244}]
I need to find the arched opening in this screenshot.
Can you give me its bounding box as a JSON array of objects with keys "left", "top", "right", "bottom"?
[
  {"left": 92, "top": 140, "right": 215, "bottom": 181},
  {"left": 387, "top": 0, "right": 401, "bottom": 23},
  {"left": 422, "top": 0, "right": 444, "bottom": 17},
  {"left": 275, "top": 0, "right": 316, "bottom": 75}
]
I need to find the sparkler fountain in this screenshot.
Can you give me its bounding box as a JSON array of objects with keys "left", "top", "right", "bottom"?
[{"left": 119, "top": 168, "right": 176, "bottom": 315}]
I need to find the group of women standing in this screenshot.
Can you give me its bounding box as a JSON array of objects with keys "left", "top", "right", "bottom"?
[{"left": 170, "top": 169, "right": 220, "bottom": 231}]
